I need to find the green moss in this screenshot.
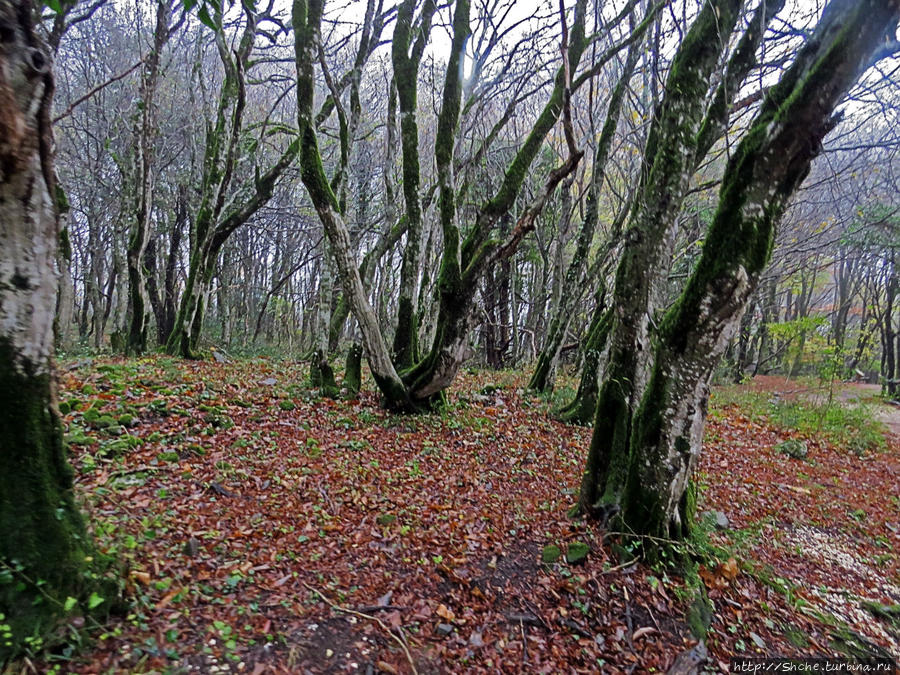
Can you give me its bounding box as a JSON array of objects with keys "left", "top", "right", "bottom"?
[
  {"left": 95, "top": 415, "right": 116, "bottom": 429},
  {"left": 391, "top": 296, "right": 418, "bottom": 370},
  {"left": 541, "top": 544, "right": 561, "bottom": 563},
  {"left": 0, "top": 339, "right": 118, "bottom": 661},
  {"left": 566, "top": 542, "right": 590, "bottom": 564},
  {"left": 343, "top": 343, "right": 362, "bottom": 399},
  {"left": 784, "top": 624, "right": 809, "bottom": 648},
  {"left": 686, "top": 587, "right": 713, "bottom": 639},
  {"left": 278, "top": 400, "right": 296, "bottom": 412}
]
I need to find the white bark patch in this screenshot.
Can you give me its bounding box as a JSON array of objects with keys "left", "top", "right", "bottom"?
[{"left": 0, "top": 62, "right": 57, "bottom": 376}]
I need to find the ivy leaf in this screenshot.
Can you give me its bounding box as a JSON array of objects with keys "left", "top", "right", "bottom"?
[
  {"left": 63, "top": 596, "right": 78, "bottom": 612},
  {"left": 87, "top": 592, "right": 105, "bottom": 610}
]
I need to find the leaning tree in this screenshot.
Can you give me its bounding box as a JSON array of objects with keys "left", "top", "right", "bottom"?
[
  {"left": 295, "top": 0, "right": 659, "bottom": 409},
  {"left": 579, "top": 0, "right": 900, "bottom": 546}
]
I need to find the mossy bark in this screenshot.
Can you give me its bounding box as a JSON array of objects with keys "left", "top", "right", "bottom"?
[
  {"left": 577, "top": 0, "right": 744, "bottom": 514},
  {"left": 405, "top": 0, "right": 588, "bottom": 401},
  {"left": 124, "top": 0, "right": 169, "bottom": 356},
  {"left": 556, "top": 304, "right": 612, "bottom": 426},
  {"left": 343, "top": 342, "right": 363, "bottom": 398},
  {"left": 0, "top": 342, "right": 97, "bottom": 660},
  {"left": 294, "top": 0, "right": 413, "bottom": 410},
  {"left": 165, "top": 10, "right": 297, "bottom": 359},
  {"left": 310, "top": 348, "right": 339, "bottom": 398},
  {"left": 0, "top": 7, "right": 115, "bottom": 657},
  {"left": 610, "top": 0, "right": 900, "bottom": 544},
  {"left": 390, "top": 0, "right": 434, "bottom": 369}
]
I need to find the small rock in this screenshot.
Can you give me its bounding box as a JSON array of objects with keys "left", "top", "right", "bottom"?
[
  {"left": 667, "top": 641, "right": 708, "bottom": 675},
  {"left": 469, "top": 631, "right": 484, "bottom": 647},
  {"left": 183, "top": 537, "right": 201, "bottom": 558},
  {"left": 702, "top": 510, "right": 730, "bottom": 530},
  {"left": 260, "top": 377, "right": 277, "bottom": 386},
  {"left": 436, "top": 623, "right": 454, "bottom": 637}
]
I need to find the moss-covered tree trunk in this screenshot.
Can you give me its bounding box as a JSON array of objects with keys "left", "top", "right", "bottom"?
[
  {"left": 311, "top": 238, "right": 339, "bottom": 396},
  {"left": 577, "top": 0, "right": 746, "bottom": 513},
  {"left": 554, "top": 294, "right": 612, "bottom": 425},
  {"left": 146, "top": 184, "right": 186, "bottom": 345},
  {"left": 391, "top": 0, "right": 435, "bottom": 369},
  {"left": 294, "top": 0, "right": 412, "bottom": 408},
  {"left": 166, "top": 8, "right": 298, "bottom": 358},
  {"left": 608, "top": 0, "right": 900, "bottom": 543},
  {"left": 0, "top": 4, "right": 108, "bottom": 657},
  {"left": 403, "top": 0, "right": 591, "bottom": 400}
]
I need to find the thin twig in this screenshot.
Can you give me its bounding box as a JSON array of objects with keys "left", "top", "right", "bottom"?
[
  {"left": 303, "top": 582, "right": 418, "bottom": 675},
  {"left": 520, "top": 619, "right": 528, "bottom": 666},
  {"left": 52, "top": 59, "right": 144, "bottom": 124},
  {"left": 600, "top": 558, "right": 639, "bottom": 575}
]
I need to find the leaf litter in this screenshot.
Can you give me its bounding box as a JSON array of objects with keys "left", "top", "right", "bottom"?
[{"left": 47, "top": 358, "right": 900, "bottom": 672}]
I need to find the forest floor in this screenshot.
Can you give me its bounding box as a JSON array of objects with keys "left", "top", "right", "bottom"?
[{"left": 30, "top": 357, "right": 900, "bottom": 673}]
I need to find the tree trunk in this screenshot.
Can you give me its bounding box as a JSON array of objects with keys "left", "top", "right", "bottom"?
[
  {"left": 391, "top": 0, "right": 435, "bottom": 369},
  {"left": 600, "top": 0, "right": 900, "bottom": 545},
  {"left": 555, "top": 292, "right": 612, "bottom": 425},
  {"left": 125, "top": 0, "right": 170, "bottom": 355},
  {"left": 578, "top": 0, "right": 746, "bottom": 514},
  {"left": 294, "top": 0, "right": 411, "bottom": 408},
  {"left": 0, "top": 4, "right": 112, "bottom": 657},
  {"left": 311, "top": 238, "right": 339, "bottom": 396}
]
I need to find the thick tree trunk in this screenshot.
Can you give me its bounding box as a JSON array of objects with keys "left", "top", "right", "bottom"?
[
  {"left": 578, "top": 0, "right": 745, "bottom": 513},
  {"left": 0, "top": 5, "right": 111, "bottom": 657},
  {"left": 604, "top": 0, "right": 900, "bottom": 544}
]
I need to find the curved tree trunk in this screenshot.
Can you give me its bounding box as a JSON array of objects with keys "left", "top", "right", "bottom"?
[
  {"left": 294, "top": 0, "right": 412, "bottom": 408},
  {"left": 598, "top": 0, "right": 900, "bottom": 545}
]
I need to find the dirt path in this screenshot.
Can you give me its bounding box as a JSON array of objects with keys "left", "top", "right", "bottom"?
[
  {"left": 750, "top": 376, "right": 900, "bottom": 436},
  {"left": 701, "top": 377, "right": 900, "bottom": 659}
]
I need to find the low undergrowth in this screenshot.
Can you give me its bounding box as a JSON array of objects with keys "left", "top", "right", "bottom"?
[{"left": 709, "top": 381, "right": 887, "bottom": 455}]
